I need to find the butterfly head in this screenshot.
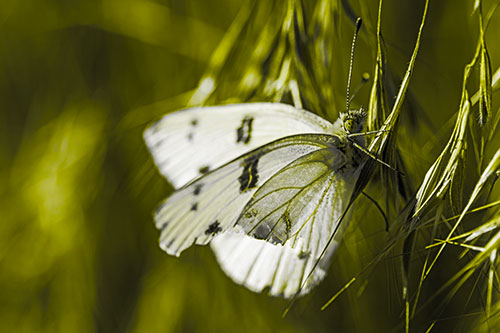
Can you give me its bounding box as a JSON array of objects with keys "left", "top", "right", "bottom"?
[{"left": 340, "top": 108, "right": 366, "bottom": 135}]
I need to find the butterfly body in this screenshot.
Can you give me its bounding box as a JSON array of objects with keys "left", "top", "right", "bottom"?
[{"left": 145, "top": 103, "right": 366, "bottom": 298}]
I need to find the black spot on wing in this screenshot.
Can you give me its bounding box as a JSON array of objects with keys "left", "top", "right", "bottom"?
[
  {"left": 159, "top": 221, "right": 169, "bottom": 231},
  {"left": 199, "top": 165, "right": 210, "bottom": 174},
  {"left": 243, "top": 208, "right": 258, "bottom": 219},
  {"left": 298, "top": 251, "right": 310, "bottom": 260},
  {"left": 191, "top": 119, "right": 198, "bottom": 126},
  {"left": 155, "top": 202, "right": 167, "bottom": 216},
  {"left": 205, "top": 221, "right": 222, "bottom": 235},
  {"left": 238, "top": 153, "right": 261, "bottom": 192},
  {"left": 270, "top": 236, "right": 283, "bottom": 244},
  {"left": 253, "top": 224, "right": 271, "bottom": 240},
  {"left": 194, "top": 184, "right": 204, "bottom": 196},
  {"left": 152, "top": 136, "right": 167, "bottom": 149},
  {"left": 190, "top": 202, "right": 198, "bottom": 211},
  {"left": 283, "top": 211, "right": 292, "bottom": 239},
  {"left": 236, "top": 116, "right": 254, "bottom": 144},
  {"left": 165, "top": 239, "right": 174, "bottom": 248}
]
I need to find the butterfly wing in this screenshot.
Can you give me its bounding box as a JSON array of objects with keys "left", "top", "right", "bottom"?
[
  {"left": 211, "top": 232, "right": 336, "bottom": 298},
  {"left": 144, "top": 103, "right": 334, "bottom": 188},
  {"left": 145, "top": 103, "right": 360, "bottom": 297},
  {"left": 155, "top": 134, "right": 336, "bottom": 257},
  {"left": 211, "top": 143, "right": 362, "bottom": 297}
]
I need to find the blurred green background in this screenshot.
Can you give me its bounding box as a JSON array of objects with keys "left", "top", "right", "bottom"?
[{"left": 1, "top": 0, "right": 499, "bottom": 332}]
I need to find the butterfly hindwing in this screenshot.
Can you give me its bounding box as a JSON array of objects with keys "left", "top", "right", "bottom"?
[
  {"left": 237, "top": 145, "right": 346, "bottom": 245},
  {"left": 209, "top": 138, "right": 362, "bottom": 297},
  {"left": 155, "top": 134, "right": 336, "bottom": 256},
  {"left": 211, "top": 232, "right": 331, "bottom": 298},
  {"left": 144, "top": 103, "right": 335, "bottom": 188}
]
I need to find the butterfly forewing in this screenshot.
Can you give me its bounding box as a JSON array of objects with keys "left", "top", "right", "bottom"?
[
  {"left": 144, "top": 103, "right": 335, "bottom": 188},
  {"left": 155, "top": 134, "right": 336, "bottom": 256}
]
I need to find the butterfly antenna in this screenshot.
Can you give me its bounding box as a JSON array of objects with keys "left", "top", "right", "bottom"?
[{"left": 346, "top": 18, "right": 362, "bottom": 112}]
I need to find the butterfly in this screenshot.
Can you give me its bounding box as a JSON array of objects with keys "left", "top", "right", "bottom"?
[{"left": 144, "top": 102, "right": 367, "bottom": 298}]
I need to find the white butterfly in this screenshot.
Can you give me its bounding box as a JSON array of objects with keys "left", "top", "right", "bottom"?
[{"left": 144, "top": 102, "right": 366, "bottom": 298}]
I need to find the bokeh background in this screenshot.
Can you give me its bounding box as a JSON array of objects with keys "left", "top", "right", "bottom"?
[{"left": 1, "top": 0, "right": 500, "bottom": 332}]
